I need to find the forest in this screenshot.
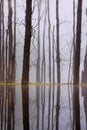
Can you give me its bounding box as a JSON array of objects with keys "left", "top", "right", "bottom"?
[{"left": 0, "top": 0, "right": 87, "bottom": 130}]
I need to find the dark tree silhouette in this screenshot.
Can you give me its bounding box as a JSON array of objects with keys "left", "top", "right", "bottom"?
[
  {"left": 21, "top": 0, "right": 32, "bottom": 130},
  {"left": 7, "top": 0, "right": 13, "bottom": 129},
  {"left": 56, "top": 0, "right": 60, "bottom": 129},
  {"left": 73, "top": 0, "right": 83, "bottom": 130}
]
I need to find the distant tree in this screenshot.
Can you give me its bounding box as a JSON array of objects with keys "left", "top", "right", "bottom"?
[
  {"left": 73, "top": 0, "right": 75, "bottom": 54},
  {"left": 13, "top": 0, "right": 16, "bottom": 80},
  {"left": 72, "top": 0, "right": 75, "bottom": 128},
  {"left": 0, "top": 0, "right": 2, "bottom": 81},
  {"left": 56, "top": 0, "right": 60, "bottom": 129},
  {"left": 47, "top": 0, "right": 51, "bottom": 129},
  {"left": 36, "top": 0, "right": 42, "bottom": 129},
  {"left": 1, "top": 0, "right": 5, "bottom": 129},
  {"left": 42, "top": 2, "right": 47, "bottom": 130},
  {"left": 0, "top": 0, "right": 2, "bottom": 129},
  {"left": 0, "top": 0, "right": 4, "bottom": 129},
  {"left": 21, "top": 0, "right": 32, "bottom": 130},
  {"left": 5, "top": 29, "right": 8, "bottom": 130},
  {"left": 73, "top": 0, "right": 83, "bottom": 130},
  {"left": 52, "top": 26, "right": 55, "bottom": 130},
  {"left": 7, "top": 0, "right": 13, "bottom": 129},
  {"left": 11, "top": 0, "right": 17, "bottom": 129}
]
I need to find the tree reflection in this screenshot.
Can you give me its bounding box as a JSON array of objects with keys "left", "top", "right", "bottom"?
[{"left": 82, "top": 46, "right": 87, "bottom": 130}]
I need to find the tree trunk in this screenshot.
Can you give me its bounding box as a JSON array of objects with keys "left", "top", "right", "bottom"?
[
  {"left": 21, "top": 0, "right": 32, "bottom": 130},
  {"left": 7, "top": 0, "right": 13, "bottom": 129},
  {"left": 72, "top": 0, "right": 75, "bottom": 129},
  {"left": 47, "top": 0, "right": 51, "bottom": 129},
  {"left": 4, "top": 29, "right": 8, "bottom": 130},
  {"left": 1, "top": 0, "right": 5, "bottom": 129},
  {"left": 0, "top": 0, "right": 2, "bottom": 129},
  {"left": 52, "top": 26, "right": 55, "bottom": 130},
  {"left": 42, "top": 3, "right": 47, "bottom": 129},
  {"left": 73, "top": 0, "right": 83, "bottom": 130},
  {"left": 0, "top": 2, "right": 2, "bottom": 124},
  {"left": 36, "top": 1, "right": 41, "bottom": 129},
  {"left": 56, "top": 0, "right": 60, "bottom": 129}
]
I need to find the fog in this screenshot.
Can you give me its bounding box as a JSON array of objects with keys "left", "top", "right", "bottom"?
[{"left": 1, "top": 0, "right": 87, "bottom": 130}]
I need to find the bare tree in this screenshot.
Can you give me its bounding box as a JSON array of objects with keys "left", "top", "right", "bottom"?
[
  {"left": 0, "top": 0, "right": 2, "bottom": 81},
  {"left": 72, "top": 0, "right": 75, "bottom": 129},
  {"left": 21, "top": 0, "right": 32, "bottom": 130},
  {"left": 10, "top": 0, "right": 17, "bottom": 129},
  {"left": 4, "top": 29, "right": 8, "bottom": 130},
  {"left": 0, "top": 0, "right": 2, "bottom": 129},
  {"left": 52, "top": 26, "right": 55, "bottom": 130},
  {"left": 36, "top": 0, "right": 42, "bottom": 129},
  {"left": 1, "top": 0, "right": 5, "bottom": 129},
  {"left": 0, "top": 2, "right": 2, "bottom": 124},
  {"left": 42, "top": 2, "right": 47, "bottom": 130},
  {"left": 7, "top": 0, "right": 13, "bottom": 129},
  {"left": 56, "top": 0, "right": 60, "bottom": 129},
  {"left": 47, "top": 0, "right": 52, "bottom": 129},
  {"left": 73, "top": 0, "right": 83, "bottom": 130},
  {"left": 13, "top": 0, "right": 16, "bottom": 80}
]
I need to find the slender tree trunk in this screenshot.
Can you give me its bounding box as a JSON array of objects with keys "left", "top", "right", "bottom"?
[
  {"left": 2, "top": 0, "right": 4, "bottom": 82},
  {"left": 36, "top": 1, "right": 41, "bottom": 130},
  {"left": 14, "top": 0, "right": 16, "bottom": 64},
  {"left": 2, "top": 0, "right": 4, "bottom": 81},
  {"left": 21, "top": 0, "right": 32, "bottom": 130},
  {"left": 73, "top": 0, "right": 75, "bottom": 54},
  {"left": 0, "top": 0, "right": 3, "bottom": 129},
  {"left": 7, "top": 0, "right": 13, "bottom": 129},
  {"left": 42, "top": 3, "right": 47, "bottom": 129},
  {"left": 11, "top": 0, "right": 17, "bottom": 129},
  {"left": 47, "top": 0, "right": 51, "bottom": 129},
  {"left": 0, "top": 0, "right": 2, "bottom": 80},
  {"left": 68, "top": 45, "right": 73, "bottom": 129},
  {"left": 52, "top": 26, "right": 55, "bottom": 130},
  {"left": 73, "top": 0, "right": 83, "bottom": 130},
  {"left": 56, "top": 0, "right": 60, "bottom": 129},
  {"left": 73, "top": 0, "right": 75, "bottom": 129},
  {"left": 0, "top": 2, "right": 2, "bottom": 125},
  {"left": 1, "top": 0, "right": 5, "bottom": 129},
  {"left": 4, "top": 29, "right": 8, "bottom": 130}
]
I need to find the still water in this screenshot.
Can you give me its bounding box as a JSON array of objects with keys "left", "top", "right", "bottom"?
[{"left": 14, "top": 85, "right": 86, "bottom": 130}]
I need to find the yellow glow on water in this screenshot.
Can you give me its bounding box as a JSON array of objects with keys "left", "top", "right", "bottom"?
[{"left": 0, "top": 82, "right": 86, "bottom": 87}]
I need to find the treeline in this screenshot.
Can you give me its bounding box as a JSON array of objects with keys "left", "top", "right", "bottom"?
[
  {"left": 0, "top": 0, "right": 84, "bottom": 130},
  {"left": 0, "top": 0, "right": 16, "bottom": 129}
]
